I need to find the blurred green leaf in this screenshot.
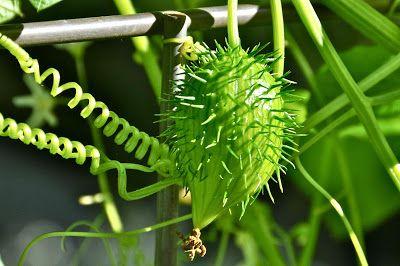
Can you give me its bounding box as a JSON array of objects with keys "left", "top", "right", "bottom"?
[
  {"left": 0, "top": 0, "right": 21, "bottom": 23},
  {"left": 12, "top": 74, "right": 58, "bottom": 128},
  {"left": 29, "top": 0, "right": 62, "bottom": 12}
]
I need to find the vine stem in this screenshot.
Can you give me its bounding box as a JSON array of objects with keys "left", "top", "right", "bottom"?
[
  {"left": 287, "top": 29, "right": 365, "bottom": 262},
  {"left": 300, "top": 89, "right": 400, "bottom": 154},
  {"left": 291, "top": 0, "right": 400, "bottom": 191},
  {"left": 271, "top": 0, "right": 285, "bottom": 76},
  {"left": 227, "top": 0, "right": 240, "bottom": 46},
  {"left": 298, "top": 139, "right": 332, "bottom": 266},
  {"left": 214, "top": 230, "right": 230, "bottom": 266},
  {"left": 113, "top": 0, "right": 162, "bottom": 100},
  {"left": 18, "top": 214, "right": 192, "bottom": 266},
  {"left": 286, "top": 30, "right": 327, "bottom": 265},
  {"left": 304, "top": 53, "right": 400, "bottom": 132},
  {"left": 335, "top": 140, "right": 365, "bottom": 248},
  {"left": 295, "top": 157, "right": 368, "bottom": 266}
]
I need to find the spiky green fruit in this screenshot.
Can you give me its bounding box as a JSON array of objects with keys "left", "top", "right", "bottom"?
[{"left": 165, "top": 44, "right": 295, "bottom": 229}]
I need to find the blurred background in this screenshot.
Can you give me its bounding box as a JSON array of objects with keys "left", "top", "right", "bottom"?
[{"left": 0, "top": 0, "right": 399, "bottom": 265}]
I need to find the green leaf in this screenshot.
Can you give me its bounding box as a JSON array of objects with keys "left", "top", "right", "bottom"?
[
  {"left": 29, "top": 0, "right": 62, "bottom": 12},
  {"left": 0, "top": 0, "right": 21, "bottom": 23}
]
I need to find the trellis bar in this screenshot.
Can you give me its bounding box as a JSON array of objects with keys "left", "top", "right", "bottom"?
[{"left": 0, "top": 4, "right": 322, "bottom": 46}]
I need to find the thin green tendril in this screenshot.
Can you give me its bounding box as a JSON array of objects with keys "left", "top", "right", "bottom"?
[
  {"left": 18, "top": 214, "right": 192, "bottom": 266},
  {"left": 295, "top": 156, "right": 368, "bottom": 266},
  {"left": 60, "top": 220, "right": 117, "bottom": 266}
]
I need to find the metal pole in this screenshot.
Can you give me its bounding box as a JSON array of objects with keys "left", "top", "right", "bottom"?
[
  {"left": 0, "top": 4, "right": 332, "bottom": 47},
  {"left": 155, "top": 12, "right": 190, "bottom": 266}
]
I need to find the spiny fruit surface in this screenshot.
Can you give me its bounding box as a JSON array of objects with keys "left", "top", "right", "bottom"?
[{"left": 165, "top": 44, "right": 295, "bottom": 229}]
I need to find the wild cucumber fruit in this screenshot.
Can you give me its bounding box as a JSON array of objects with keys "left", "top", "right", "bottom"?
[{"left": 165, "top": 43, "right": 297, "bottom": 229}]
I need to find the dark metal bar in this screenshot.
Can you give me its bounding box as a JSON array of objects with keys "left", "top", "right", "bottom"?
[
  {"left": 155, "top": 12, "right": 189, "bottom": 266},
  {"left": 0, "top": 4, "right": 275, "bottom": 46},
  {"left": 0, "top": 2, "right": 391, "bottom": 47}
]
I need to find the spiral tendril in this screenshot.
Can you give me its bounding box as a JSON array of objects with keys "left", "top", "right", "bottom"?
[
  {"left": 0, "top": 33, "right": 182, "bottom": 202},
  {"left": 0, "top": 111, "right": 181, "bottom": 201},
  {"left": 0, "top": 112, "right": 100, "bottom": 172},
  {"left": 0, "top": 33, "right": 173, "bottom": 176}
]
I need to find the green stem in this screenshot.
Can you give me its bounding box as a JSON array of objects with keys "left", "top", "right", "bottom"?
[
  {"left": 300, "top": 110, "right": 354, "bottom": 154},
  {"left": 301, "top": 86, "right": 400, "bottom": 154},
  {"left": 388, "top": 0, "right": 400, "bottom": 16},
  {"left": 113, "top": 0, "right": 162, "bottom": 100},
  {"left": 301, "top": 88, "right": 400, "bottom": 154},
  {"left": 298, "top": 138, "right": 333, "bottom": 266},
  {"left": 285, "top": 29, "right": 323, "bottom": 104},
  {"left": 61, "top": 218, "right": 117, "bottom": 266},
  {"left": 74, "top": 50, "right": 124, "bottom": 233},
  {"left": 304, "top": 52, "right": 400, "bottom": 132},
  {"left": 299, "top": 202, "right": 322, "bottom": 266},
  {"left": 214, "top": 230, "right": 230, "bottom": 266},
  {"left": 295, "top": 157, "right": 368, "bottom": 266},
  {"left": 292, "top": 0, "right": 400, "bottom": 191},
  {"left": 286, "top": 25, "right": 327, "bottom": 266},
  {"left": 273, "top": 225, "right": 297, "bottom": 266},
  {"left": 335, "top": 140, "right": 365, "bottom": 249},
  {"left": 71, "top": 216, "right": 106, "bottom": 266},
  {"left": 227, "top": 0, "right": 240, "bottom": 46},
  {"left": 254, "top": 209, "right": 286, "bottom": 266},
  {"left": 18, "top": 214, "right": 192, "bottom": 266},
  {"left": 287, "top": 33, "right": 366, "bottom": 263},
  {"left": 271, "top": 0, "right": 285, "bottom": 76}
]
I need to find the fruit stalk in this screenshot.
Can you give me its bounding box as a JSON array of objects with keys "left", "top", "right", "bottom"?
[{"left": 227, "top": 0, "right": 240, "bottom": 46}]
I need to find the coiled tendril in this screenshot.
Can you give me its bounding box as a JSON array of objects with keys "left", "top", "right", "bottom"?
[
  {"left": 0, "top": 112, "right": 100, "bottom": 173},
  {"left": 0, "top": 111, "right": 181, "bottom": 201},
  {"left": 0, "top": 33, "right": 182, "bottom": 201},
  {"left": 0, "top": 33, "right": 173, "bottom": 176}
]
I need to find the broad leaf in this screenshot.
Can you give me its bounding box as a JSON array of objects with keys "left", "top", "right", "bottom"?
[
  {"left": 0, "top": 0, "right": 21, "bottom": 23},
  {"left": 29, "top": 0, "right": 62, "bottom": 12}
]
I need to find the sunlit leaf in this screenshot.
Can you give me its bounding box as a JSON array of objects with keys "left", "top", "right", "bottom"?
[
  {"left": 29, "top": 0, "right": 62, "bottom": 12},
  {"left": 0, "top": 0, "right": 21, "bottom": 23}
]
